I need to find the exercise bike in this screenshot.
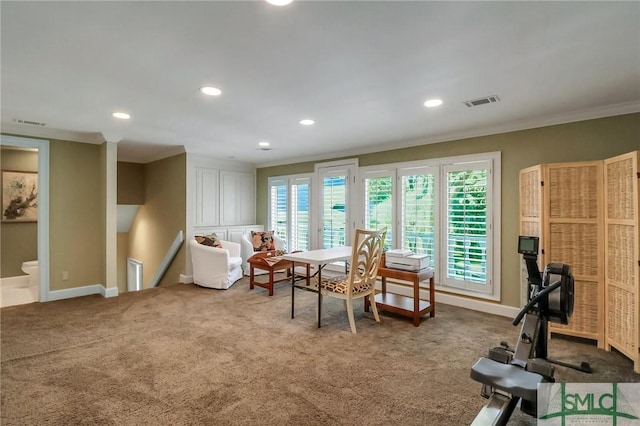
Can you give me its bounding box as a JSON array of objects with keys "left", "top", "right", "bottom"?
[{"left": 469, "top": 236, "right": 591, "bottom": 425}]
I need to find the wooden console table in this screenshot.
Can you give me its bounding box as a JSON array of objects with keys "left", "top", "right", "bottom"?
[{"left": 365, "top": 265, "right": 435, "bottom": 327}]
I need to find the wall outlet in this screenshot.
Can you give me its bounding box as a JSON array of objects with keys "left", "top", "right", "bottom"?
[{"left": 62, "top": 271, "right": 69, "bottom": 281}]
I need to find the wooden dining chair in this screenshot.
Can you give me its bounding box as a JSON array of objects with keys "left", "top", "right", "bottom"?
[{"left": 318, "top": 228, "right": 387, "bottom": 334}]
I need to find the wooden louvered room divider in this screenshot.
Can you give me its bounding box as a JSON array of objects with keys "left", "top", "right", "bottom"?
[
  {"left": 519, "top": 165, "right": 544, "bottom": 306},
  {"left": 543, "top": 161, "right": 604, "bottom": 348},
  {"left": 604, "top": 151, "right": 640, "bottom": 373},
  {"left": 520, "top": 151, "right": 640, "bottom": 371}
]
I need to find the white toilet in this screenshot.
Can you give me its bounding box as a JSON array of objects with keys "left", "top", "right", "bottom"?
[{"left": 21, "top": 260, "right": 40, "bottom": 288}]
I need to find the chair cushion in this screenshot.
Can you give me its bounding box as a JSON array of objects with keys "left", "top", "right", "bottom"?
[
  {"left": 195, "top": 233, "right": 222, "bottom": 248},
  {"left": 251, "top": 231, "right": 276, "bottom": 251},
  {"left": 229, "top": 257, "right": 243, "bottom": 269},
  {"left": 320, "top": 275, "right": 372, "bottom": 294}
]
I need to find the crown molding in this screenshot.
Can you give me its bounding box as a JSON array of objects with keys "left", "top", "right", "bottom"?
[
  {"left": 3, "top": 101, "right": 638, "bottom": 168},
  {"left": 0, "top": 123, "right": 106, "bottom": 144},
  {"left": 254, "top": 102, "right": 640, "bottom": 168}
]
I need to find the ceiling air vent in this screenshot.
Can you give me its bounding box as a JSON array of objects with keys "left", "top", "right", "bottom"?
[
  {"left": 13, "top": 118, "right": 46, "bottom": 126},
  {"left": 464, "top": 95, "right": 500, "bottom": 108}
]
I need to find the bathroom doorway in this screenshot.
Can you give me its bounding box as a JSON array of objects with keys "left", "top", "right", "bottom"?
[{"left": 0, "top": 135, "right": 50, "bottom": 306}]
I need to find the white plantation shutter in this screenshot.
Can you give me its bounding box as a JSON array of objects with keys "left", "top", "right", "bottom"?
[
  {"left": 319, "top": 169, "right": 349, "bottom": 249},
  {"left": 363, "top": 170, "right": 394, "bottom": 250},
  {"left": 290, "top": 177, "right": 310, "bottom": 252},
  {"left": 442, "top": 160, "right": 492, "bottom": 293},
  {"left": 398, "top": 166, "right": 437, "bottom": 267},
  {"left": 268, "top": 178, "right": 288, "bottom": 242}
]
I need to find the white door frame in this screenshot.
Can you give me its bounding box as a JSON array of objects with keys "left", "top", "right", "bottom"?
[{"left": 0, "top": 135, "right": 50, "bottom": 302}]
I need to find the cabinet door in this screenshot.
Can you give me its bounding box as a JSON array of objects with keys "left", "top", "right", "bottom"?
[
  {"left": 195, "top": 168, "right": 219, "bottom": 226},
  {"left": 227, "top": 227, "right": 245, "bottom": 244},
  {"left": 220, "top": 171, "right": 255, "bottom": 225}
]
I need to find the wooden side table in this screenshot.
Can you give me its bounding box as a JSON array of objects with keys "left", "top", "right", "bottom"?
[
  {"left": 248, "top": 252, "right": 309, "bottom": 296},
  {"left": 365, "top": 265, "right": 435, "bottom": 327}
]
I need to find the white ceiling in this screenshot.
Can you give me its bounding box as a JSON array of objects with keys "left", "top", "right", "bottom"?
[{"left": 1, "top": 1, "right": 639, "bottom": 166}]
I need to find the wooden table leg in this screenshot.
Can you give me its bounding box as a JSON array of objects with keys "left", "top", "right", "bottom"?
[
  {"left": 317, "top": 267, "right": 322, "bottom": 328},
  {"left": 413, "top": 276, "right": 420, "bottom": 326},
  {"left": 430, "top": 276, "right": 435, "bottom": 317},
  {"left": 291, "top": 261, "right": 296, "bottom": 319},
  {"left": 250, "top": 266, "right": 255, "bottom": 290},
  {"left": 268, "top": 269, "right": 275, "bottom": 296}
]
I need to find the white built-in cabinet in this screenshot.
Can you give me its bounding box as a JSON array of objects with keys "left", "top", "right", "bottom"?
[
  {"left": 194, "top": 167, "right": 255, "bottom": 227},
  {"left": 220, "top": 170, "right": 255, "bottom": 226},
  {"left": 193, "top": 225, "right": 264, "bottom": 245},
  {"left": 195, "top": 168, "right": 219, "bottom": 226}
]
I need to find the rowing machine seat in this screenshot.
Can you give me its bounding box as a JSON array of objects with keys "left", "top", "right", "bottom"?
[{"left": 470, "top": 358, "right": 543, "bottom": 402}]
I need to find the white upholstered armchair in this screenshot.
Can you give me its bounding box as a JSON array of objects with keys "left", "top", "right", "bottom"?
[
  {"left": 240, "top": 232, "right": 285, "bottom": 275},
  {"left": 190, "top": 238, "right": 243, "bottom": 289}
]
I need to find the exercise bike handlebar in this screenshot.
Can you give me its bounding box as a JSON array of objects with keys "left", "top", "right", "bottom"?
[{"left": 512, "top": 279, "right": 563, "bottom": 326}]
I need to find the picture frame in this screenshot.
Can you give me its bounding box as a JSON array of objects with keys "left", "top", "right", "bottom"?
[{"left": 2, "top": 170, "right": 38, "bottom": 222}]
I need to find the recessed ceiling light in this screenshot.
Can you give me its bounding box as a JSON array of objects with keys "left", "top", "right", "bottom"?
[
  {"left": 200, "top": 86, "right": 222, "bottom": 96},
  {"left": 424, "top": 99, "right": 443, "bottom": 108},
  {"left": 258, "top": 141, "right": 270, "bottom": 147},
  {"left": 112, "top": 112, "right": 130, "bottom": 119},
  {"left": 299, "top": 119, "right": 315, "bottom": 126},
  {"left": 266, "top": 0, "right": 293, "bottom": 5}
]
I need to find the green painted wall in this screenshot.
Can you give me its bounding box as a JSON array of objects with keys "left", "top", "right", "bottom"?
[
  {"left": 128, "top": 153, "right": 186, "bottom": 289},
  {"left": 49, "top": 140, "right": 103, "bottom": 291},
  {"left": 117, "top": 162, "right": 145, "bottom": 205},
  {"left": 256, "top": 113, "right": 640, "bottom": 308}
]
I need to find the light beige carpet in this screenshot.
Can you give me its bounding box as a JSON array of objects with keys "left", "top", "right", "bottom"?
[{"left": 1, "top": 277, "right": 638, "bottom": 425}]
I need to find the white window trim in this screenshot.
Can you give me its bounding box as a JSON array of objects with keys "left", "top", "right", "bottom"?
[{"left": 440, "top": 152, "right": 501, "bottom": 301}]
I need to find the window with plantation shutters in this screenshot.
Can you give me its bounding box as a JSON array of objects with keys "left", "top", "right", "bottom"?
[
  {"left": 399, "top": 166, "right": 437, "bottom": 267},
  {"left": 363, "top": 170, "right": 393, "bottom": 250},
  {"left": 316, "top": 162, "right": 356, "bottom": 249},
  {"left": 268, "top": 175, "right": 311, "bottom": 253},
  {"left": 357, "top": 154, "right": 499, "bottom": 300},
  {"left": 442, "top": 160, "right": 492, "bottom": 293},
  {"left": 265, "top": 154, "right": 499, "bottom": 300}
]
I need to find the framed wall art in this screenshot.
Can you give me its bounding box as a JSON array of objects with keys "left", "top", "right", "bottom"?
[{"left": 2, "top": 170, "right": 38, "bottom": 222}]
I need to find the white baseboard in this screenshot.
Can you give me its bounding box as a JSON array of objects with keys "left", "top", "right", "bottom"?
[
  {"left": 102, "top": 286, "right": 119, "bottom": 298},
  {"left": 47, "top": 284, "right": 118, "bottom": 301},
  {"left": 47, "top": 284, "right": 104, "bottom": 301},
  {"left": 180, "top": 274, "right": 193, "bottom": 284},
  {"left": 435, "top": 291, "right": 520, "bottom": 318},
  {"left": 381, "top": 281, "right": 520, "bottom": 318}
]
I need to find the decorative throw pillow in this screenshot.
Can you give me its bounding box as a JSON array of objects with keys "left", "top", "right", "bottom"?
[
  {"left": 195, "top": 233, "right": 222, "bottom": 248},
  {"left": 251, "top": 231, "right": 276, "bottom": 252}
]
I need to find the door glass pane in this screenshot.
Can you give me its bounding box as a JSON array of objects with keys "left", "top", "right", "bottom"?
[
  {"left": 291, "top": 180, "right": 310, "bottom": 251},
  {"left": 322, "top": 175, "right": 346, "bottom": 248},
  {"left": 269, "top": 183, "right": 288, "bottom": 245}
]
